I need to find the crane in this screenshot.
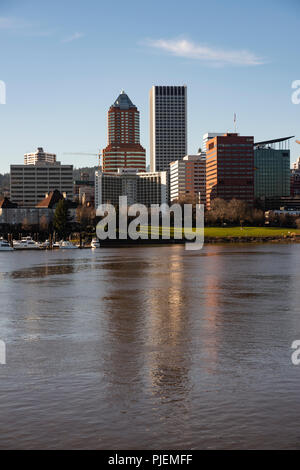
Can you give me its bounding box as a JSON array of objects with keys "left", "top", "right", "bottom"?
[{"left": 63, "top": 150, "right": 102, "bottom": 168}]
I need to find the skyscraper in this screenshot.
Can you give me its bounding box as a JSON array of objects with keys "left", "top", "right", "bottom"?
[
  {"left": 206, "top": 133, "right": 254, "bottom": 209},
  {"left": 102, "top": 91, "right": 146, "bottom": 173},
  {"left": 150, "top": 85, "right": 187, "bottom": 172}
]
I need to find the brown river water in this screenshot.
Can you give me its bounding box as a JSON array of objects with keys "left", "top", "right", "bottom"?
[{"left": 0, "top": 244, "right": 299, "bottom": 449}]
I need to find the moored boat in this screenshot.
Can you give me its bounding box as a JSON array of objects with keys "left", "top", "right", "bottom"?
[
  {"left": 0, "top": 238, "right": 14, "bottom": 251},
  {"left": 91, "top": 238, "right": 100, "bottom": 249},
  {"left": 13, "top": 237, "right": 41, "bottom": 250},
  {"left": 59, "top": 240, "right": 79, "bottom": 250}
]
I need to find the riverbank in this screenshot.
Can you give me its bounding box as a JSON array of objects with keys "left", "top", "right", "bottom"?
[{"left": 98, "top": 226, "right": 300, "bottom": 247}]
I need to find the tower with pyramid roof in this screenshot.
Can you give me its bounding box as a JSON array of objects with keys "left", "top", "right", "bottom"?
[{"left": 102, "top": 91, "right": 146, "bottom": 173}]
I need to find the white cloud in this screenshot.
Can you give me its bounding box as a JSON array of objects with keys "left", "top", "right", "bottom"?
[
  {"left": 62, "top": 32, "right": 85, "bottom": 43},
  {"left": 146, "top": 38, "right": 265, "bottom": 66}
]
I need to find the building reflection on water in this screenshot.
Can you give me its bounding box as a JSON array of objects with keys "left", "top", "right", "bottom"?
[
  {"left": 143, "top": 246, "right": 191, "bottom": 399},
  {"left": 98, "top": 246, "right": 193, "bottom": 422}
]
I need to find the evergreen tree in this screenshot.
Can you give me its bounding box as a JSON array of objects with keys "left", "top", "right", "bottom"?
[{"left": 53, "top": 199, "right": 70, "bottom": 238}]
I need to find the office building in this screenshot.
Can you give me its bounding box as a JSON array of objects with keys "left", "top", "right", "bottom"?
[
  {"left": 24, "top": 147, "right": 57, "bottom": 165},
  {"left": 254, "top": 137, "right": 292, "bottom": 199},
  {"left": 10, "top": 151, "right": 73, "bottom": 207},
  {"left": 291, "top": 157, "right": 300, "bottom": 196},
  {"left": 291, "top": 172, "right": 300, "bottom": 197},
  {"left": 206, "top": 133, "right": 254, "bottom": 209},
  {"left": 95, "top": 168, "right": 167, "bottom": 208},
  {"left": 169, "top": 152, "right": 206, "bottom": 206},
  {"left": 150, "top": 85, "right": 187, "bottom": 172},
  {"left": 137, "top": 171, "right": 168, "bottom": 207},
  {"left": 74, "top": 171, "right": 95, "bottom": 203},
  {"left": 261, "top": 196, "right": 300, "bottom": 211},
  {"left": 102, "top": 91, "right": 146, "bottom": 173},
  {"left": 202, "top": 133, "right": 224, "bottom": 154}
]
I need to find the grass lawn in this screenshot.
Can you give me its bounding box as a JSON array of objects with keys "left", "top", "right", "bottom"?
[
  {"left": 136, "top": 226, "right": 300, "bottom": 238},
  {"left": 204, "top": 226, "right": 300, "bottom": 238}
]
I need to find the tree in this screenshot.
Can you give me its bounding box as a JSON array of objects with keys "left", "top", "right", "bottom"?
[
  {"left": 39, "top": 214, "right": 49, "bottom": 232},
  {"left": 227, "top": 199, "right": 249, "bottom": 226},
  {"left": 251, "top": 208, "right": 265, "bottom": 226},
  {"left": 53, "top": 199, "right": 70, "bottom": 238},
  {"left": 76, "top": 206, "right": 95, "bottom": 231},
  {"left": 207, "top": 198, "right": 229, "bottom": 226}
]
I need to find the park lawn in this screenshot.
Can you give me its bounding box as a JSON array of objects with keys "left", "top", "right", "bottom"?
[
  {"left": 204, "top": 226, "right": 300, "bottom": 238},
  {"left": 137, "top": 226, "right": 300, "bottom": 238}
]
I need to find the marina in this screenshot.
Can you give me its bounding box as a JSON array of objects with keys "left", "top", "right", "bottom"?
[{"left": 0, "top": 237, "right": 100, "bottom": 251}]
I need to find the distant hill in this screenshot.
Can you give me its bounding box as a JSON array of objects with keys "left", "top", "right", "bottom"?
[{"left": 73, "top": 166, "right": 98, "bottom": 181}]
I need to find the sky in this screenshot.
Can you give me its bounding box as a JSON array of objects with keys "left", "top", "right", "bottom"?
[{"left": 0, "top": 0, "right": 299, "bottom": 173}]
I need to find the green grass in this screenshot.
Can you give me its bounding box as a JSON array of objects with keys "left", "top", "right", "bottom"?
[
  {"left": 204, "top": 226, "right": 300, "bottom": 238},
  {"left": 135, "top": 225, "right": 300, "bottom": 239}
]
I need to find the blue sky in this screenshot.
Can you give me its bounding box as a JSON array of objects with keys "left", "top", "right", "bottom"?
[{"left": 0, "top": 0, "right": 299, "bottom": 173}]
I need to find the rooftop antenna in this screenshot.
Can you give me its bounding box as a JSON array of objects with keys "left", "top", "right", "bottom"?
[{"left": 234, "top": 113, "right": 237, "bottom": 133}]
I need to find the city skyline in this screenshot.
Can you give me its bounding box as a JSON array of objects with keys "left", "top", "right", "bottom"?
[{"left": 0, "top": 0, "right": 299, "bottom": 173}]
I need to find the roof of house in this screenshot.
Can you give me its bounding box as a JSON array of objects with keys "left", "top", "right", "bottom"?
[
  {"left": 36, "top": 190, "right": 77, "bottom": 209},
  {"left": 0, "top": 197, "right": 18, "bottom": 209}
]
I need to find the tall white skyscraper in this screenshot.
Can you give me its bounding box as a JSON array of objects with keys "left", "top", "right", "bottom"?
[{"left": 150, "top": 85, "right": 187, "bottom": 172}]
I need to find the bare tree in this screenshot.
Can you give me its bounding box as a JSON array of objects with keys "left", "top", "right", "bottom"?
[{"left": 39, "top": 214, "right": 49, "bottom": 232}]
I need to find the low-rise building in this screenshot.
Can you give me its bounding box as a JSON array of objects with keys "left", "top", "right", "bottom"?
[
  {"left": 95, "top": 168, "right": 167, "bottom": 208},
  {"left": 260, "top": 196, "right": 300, "bottom": 211},
  {"left": 0, "top": 190, "right": 77, "bottom": 227},
  {"left": 291, "top": 157, "right": 300, "bottom": 197}
]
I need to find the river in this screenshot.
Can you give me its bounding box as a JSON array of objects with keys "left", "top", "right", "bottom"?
[{"left": 0, "top": 244, "right": 299, "bottom": 449}]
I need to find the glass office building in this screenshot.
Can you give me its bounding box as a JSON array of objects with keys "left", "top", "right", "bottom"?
[{"left": 254, "top": 137, "right": 293, "bottom": 199}]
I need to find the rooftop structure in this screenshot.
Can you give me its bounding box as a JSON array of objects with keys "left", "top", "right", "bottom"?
[{"left": 24, "top": 147, "right": 57, "bottom": 166}]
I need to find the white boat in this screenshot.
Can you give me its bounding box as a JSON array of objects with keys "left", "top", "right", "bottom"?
[
  {"left": 0, "top": 238, "right": 14, "bottom": 251},
  {"left": 13, "top": 237, "right": 41, "bottom": 250},
  {"left": 91, "top": 238, "right": 100, "bottom": 249},
  {"left": 59, "top": 240, "right": 79, "bottom": 250},
  {"left": 42, "top": 239, "right": 50, "bottom": 248}
]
